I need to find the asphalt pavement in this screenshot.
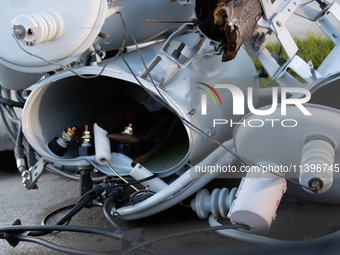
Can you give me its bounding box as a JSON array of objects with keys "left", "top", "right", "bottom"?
[{"left": 1, "top": 149, "right": 340, "bottom": 255}]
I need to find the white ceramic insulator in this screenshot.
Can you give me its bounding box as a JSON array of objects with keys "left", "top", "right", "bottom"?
[
  {"left": 299, "top": 138, "right": 335, "bottom": 194},
  {"left": 130, "top": 163, "right": 168, "bottom": 193},
  {"left": 12, "top": 10, "right": 64, "bottom": 46},
  {"left": 190, "top": 188, "right": 237, "bottom": 219},
  {"left": 228, "top": 165, "right": 287, "bottom": 235},
  {"left": 94, "top": 123, "right": 111, "bottom": 165}
]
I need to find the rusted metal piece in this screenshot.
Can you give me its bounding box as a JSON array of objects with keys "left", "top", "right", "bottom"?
[
  {"left": 214, "top": 0, "right": 263, "bottom": 61},
  {"left": 107, "top": 133, "right": 140, "bottom": 144},
  {"left": 106, "top": 113, "right": 172, "bottom": 145},
  {"left": 98, "top": 32, "right": 108, "bottom": 39},
  {"left": 195, "top": 0, "right": 263, "bottom": 62}
]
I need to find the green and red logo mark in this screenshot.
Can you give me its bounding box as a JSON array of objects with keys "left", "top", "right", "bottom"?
[{"left": 196, "top": 82, "right": 223, "bottom": 115}]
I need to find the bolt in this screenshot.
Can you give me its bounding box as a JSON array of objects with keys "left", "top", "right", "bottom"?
[
  {"left": 276, "top": 21, "right": 282, "bottom": 27},
  {"left": 259, "top": 32, "right": 266, "bottom": 43},
  {"left": 21, "top": 171, "right": 30, "bottom": 179},
  {"left": 188, "top": 107, "right": 196, "bottom": 116},
  {"left": 172, "top": 42, "right": 185, "bottom": 60},
  {"left": 113, "top": 212, "right": 119, "bottom": 217},
  {"left": 253, "top": 44, "right": 261, "bottom": 51},
  {"left": 13, "top": 25, "right": 23, "bottom": 39},
  {"left": 311, "top": 181, "right": 321, "bottom": 195}
]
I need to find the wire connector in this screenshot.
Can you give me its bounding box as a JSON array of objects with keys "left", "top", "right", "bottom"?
[{"left": 4, "top": 219, "right": 22, "bottom": 248}]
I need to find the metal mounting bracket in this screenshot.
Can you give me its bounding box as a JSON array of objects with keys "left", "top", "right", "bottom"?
[{"left": 21, "top": 158, "right": 48, "bottom": 190}]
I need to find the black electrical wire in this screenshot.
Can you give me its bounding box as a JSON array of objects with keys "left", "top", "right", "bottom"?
[
  {"left": 16, "top": 236, "right": 113, "bottom": 255},
  {"left": 54, "top": 193, "right": 97, "bottom": 226},
  {"left": 1, "top": 223, "right": 247, "bottom": 255},
  {"left": 0, "top": 225, "right": 121, "bottom": 255},
  {"left": 0, "top": 225, "right": 124, "bottom": 242},
  {"left": 3, "top": 88, "right": 24, "bottom": 115},
  {"left": 29, "top": 192, "right": 98, "bottom": 237},
  {"left": 15, "top": 89, "right": 26, "bottom": 104},
  {"left": 103, "top": 195, "right": 127, "bottom": 235},
  {"left": 42, "top": 204, "right": 77, "bottom": 226},
  {"left": 34, "top": 174, "right": 158, "bottom": 235},
  {"left": 79, "top": 175, "right": 157, "bottom": 203},
  {"left": 121, "top": 224, "right": 249, "bottom": 255},
  {"left": 0, "top": 97, "right": 24, "bottom": 108},
  {"left": 78, "top": 174, "right": 158, "bottom": 204}
]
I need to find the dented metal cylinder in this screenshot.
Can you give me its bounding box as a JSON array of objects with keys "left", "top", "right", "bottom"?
[{"left": 22, "top": 33, "right": 258, "bottom": 177}]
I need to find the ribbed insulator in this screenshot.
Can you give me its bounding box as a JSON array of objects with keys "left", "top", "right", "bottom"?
[
  {"left": 190, "top": 187, "right": 237, "bottom": 219},
  {"left": 12, "top": 10, "right": 64, "bottom": 46},
  {"left": 299, "top": 137, "right": 336, "bottom": 194}
]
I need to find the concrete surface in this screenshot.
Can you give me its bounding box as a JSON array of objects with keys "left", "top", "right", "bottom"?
[
  {"left": 0, "top": 127, "right": 14, "bottom": 151},
  {"left": 1, "top": 149, "right": 340, "bottom": 255}
]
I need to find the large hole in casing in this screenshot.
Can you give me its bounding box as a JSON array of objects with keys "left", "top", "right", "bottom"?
[{"left": 25, "top": 75, "right": 189, "bottom": 176}]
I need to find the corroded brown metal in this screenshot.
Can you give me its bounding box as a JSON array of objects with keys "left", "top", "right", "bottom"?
[
  {"left": 106, "top": 114, "right": 172, "bottom": 145},
  {"left": 214, "top": 0, "right": 263, "bottom": 61},
  {"left": 195, "top": 0, "right": 263, "bottom": 62}
]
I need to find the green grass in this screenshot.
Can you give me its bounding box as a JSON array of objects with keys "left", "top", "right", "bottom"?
[{"left": 252, "top": 34, "right": 335, "bottom": 87}]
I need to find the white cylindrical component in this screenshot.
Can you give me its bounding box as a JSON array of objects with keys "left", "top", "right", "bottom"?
[
  {"left": 299, "top": 138, "right": 336, "bottom": 194},
  {"left": 94, "top": 124, "right": 111, "bottom": 165},
  {"left": 115, "top": 139, "right": 238, "bottom": 220},
  {"left": 228, "top": 165, "right": 287, "bottom": 235},
  {"left": 190, "top": 187, "right": 237, "bottom": 219},
  {"left": 2, "top": 0, "right": 195, "bottom": 73},
  {"left": 12, "top": 10, "right": 65, "bottom": 46},
  {"left": 130, "top": 163, "right": 168, "bottom": 193}
]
